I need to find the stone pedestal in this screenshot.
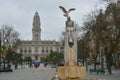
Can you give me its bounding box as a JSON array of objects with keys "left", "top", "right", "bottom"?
[
  {"left": 57, "top": 66, "right": 85, "bottom": 80},
  {"left": 69, "top": 48, "right": 74, "bottom": 66},
  {"left": 57, "top": 48, "right": 86, "bottom": 80}
]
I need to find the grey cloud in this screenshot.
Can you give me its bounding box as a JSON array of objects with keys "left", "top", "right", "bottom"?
[{"left": 0, "top": 0, "right": 100, "bottom": 40}]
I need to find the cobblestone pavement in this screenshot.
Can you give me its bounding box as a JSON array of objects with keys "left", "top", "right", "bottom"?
[{"left": 0, "top": 67, "right": 120, "bottom": 80}]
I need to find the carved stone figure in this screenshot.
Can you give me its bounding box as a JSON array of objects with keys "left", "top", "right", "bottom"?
[
  {"left": 59, "top": 6, "right": 75, "bottom": 47},
  {"left": 59, "top": 6, "right": 77, "bottom": 65},
  {"left": 55, "top": 6, "right": 86, "bottom": 80}
]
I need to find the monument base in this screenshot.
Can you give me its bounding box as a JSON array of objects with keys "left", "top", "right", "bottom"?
[{"left": 57, "top": 66, "right": 85, "bottom": 80}]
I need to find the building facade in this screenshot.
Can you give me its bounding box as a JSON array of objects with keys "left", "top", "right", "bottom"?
[{"left": 16, "top": 11, "right": 63, "bottom": 61}]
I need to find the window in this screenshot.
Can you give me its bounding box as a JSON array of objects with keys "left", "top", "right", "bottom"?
[
  {"left": 20, "top": 50, "right": 23, "bottom": 53},
  {"left": 24, "top": 50, "right": 27, "bottom": 53},
  {"left": 35, "top": 47, "right": 38, "bottom": 52},
  {"left": 29, "top": 50, "right": 31, "bottom": 53},
  {"left": 42, "top": 50, "right": 44, "bottom": 53},
  {"left": 50, "top": 50, "right": 52, "bottom": 52},
  {"left": 57, "top": 48, "right": 59, "bottom": 51},
  {"left": 46, "top": 50, "right": 48, "bottom": 53},
  {"left": 61, "top": 47, "right": 64, "bottom": 49}
]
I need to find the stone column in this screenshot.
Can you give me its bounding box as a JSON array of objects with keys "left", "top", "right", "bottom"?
[{"left": 64, "top": 19, "right": 77, "bottom": 65}]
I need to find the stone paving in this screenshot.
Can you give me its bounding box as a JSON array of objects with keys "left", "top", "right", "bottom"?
[
  {"left": 0, "top": 67, "right": 55, "bottom": 80},
  {"left": 0, "top": 67, "right": 120, "bottom": 80}
]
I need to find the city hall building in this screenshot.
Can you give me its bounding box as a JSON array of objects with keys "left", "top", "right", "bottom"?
[{"left": 16, "top": 11, "right": 63, "bottom": 61}]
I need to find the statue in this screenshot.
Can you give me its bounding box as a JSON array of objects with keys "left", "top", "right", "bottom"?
[
  {"left": 53, "top": 6, "right": 86, "bottom": 80},
  {"left": 59, "top": 6, "right": 75, "bottom": 20},
  {"left": 59, "top": 6, "right": 75, "bottom": 48}
]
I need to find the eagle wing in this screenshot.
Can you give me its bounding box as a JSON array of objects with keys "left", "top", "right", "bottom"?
[
  {"left": 68, "top": 8, "right": 75, "bottom": 13},
  {"left": 59, "top": 6, "right": 67, "bottom": 13}
]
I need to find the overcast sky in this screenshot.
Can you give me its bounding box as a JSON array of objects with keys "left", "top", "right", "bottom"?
[{"left": 0, "top": 0, "right": 103, "bottom": 41}]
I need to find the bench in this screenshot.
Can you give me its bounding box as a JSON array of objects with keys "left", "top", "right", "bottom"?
[
  {"left": 89, "top": 68, "right": 105, "bottom": 74},
  {"left": 0, "top": 67, "right": 13, "bottom": 72}
]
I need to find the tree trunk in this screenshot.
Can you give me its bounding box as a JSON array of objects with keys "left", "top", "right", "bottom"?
[
  {"left": 106, "top": 54, "right": 112, "bottom": 74},
  {"left": 3, "top": 60, "right": 5, "bottom": 68},
  {"left": 85, "top": 56, "right": 88, "bottom": 71},
  {"left": 94, "top": 58, "right": 97, "bottom": 69},
  {"left": 101, "top": 56, "right": 104, "bottom": 69}
]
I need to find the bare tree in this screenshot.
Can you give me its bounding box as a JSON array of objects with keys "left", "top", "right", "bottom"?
[
  {"left": 81, "top": 1, "right": 120, "bottom": 74},
  {"left": 81, "top": 10, "right": 104, "bottom": 69},
  {"left": 0, "top": 24, "right": 20, "bottom": 60},
  {"left": 101, "top": 1, "right": 120, "bottom": 74},
  {"left": 101, "top": 0, "right": 117, "bottom": 4}
]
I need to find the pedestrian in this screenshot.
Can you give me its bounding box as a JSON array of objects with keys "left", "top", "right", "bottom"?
[{"left": 14, "top": 60, "right": 18, "bottom": 69}]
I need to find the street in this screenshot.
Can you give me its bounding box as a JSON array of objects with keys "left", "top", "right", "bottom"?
[{"left": 0, "top": 66, "right": 120, "bottom": 80}]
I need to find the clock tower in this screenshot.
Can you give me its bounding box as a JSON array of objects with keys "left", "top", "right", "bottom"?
[{"left": 32, "top": 11, "right": 41, "bottom": 41}]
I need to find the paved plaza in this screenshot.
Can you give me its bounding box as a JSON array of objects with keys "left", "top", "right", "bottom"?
[{"left": 0, "top": 66, "right": 120, "bottom": 80}]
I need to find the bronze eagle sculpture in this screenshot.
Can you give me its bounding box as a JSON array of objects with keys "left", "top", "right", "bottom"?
[{"left": 59, "top": 6, "right": 75, "bottom": 20}]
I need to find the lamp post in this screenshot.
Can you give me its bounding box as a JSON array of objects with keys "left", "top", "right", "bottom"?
[
  {"left": 83, "top": 47, "right": 85, "bottom": 66},
  {"left": 101, "top": 49, "right": 104, "bottom": 69},
  {"left": 0, "top": 30, "right": 1, "bottom": 69},
  {"left": 84, "top": 48, "right": 88, "bottom": 71}
]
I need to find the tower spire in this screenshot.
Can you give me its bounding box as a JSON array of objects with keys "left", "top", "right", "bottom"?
[
  {"left": 32, "top": 11, "right": 41, "bottom": 41},
  {"left": 35, "top": 10, "right": 39, "bottom": 16}
]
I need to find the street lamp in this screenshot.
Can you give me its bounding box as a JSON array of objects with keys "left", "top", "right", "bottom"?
[
  {"left": 101, "top": 49, "right": 104, "bottom": 69},
  {"left": 0, "top": 30, "right": 1, "bottom": 69},
  {"left": 84, "top": 48, "right": 88, "bottom": 71}
]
